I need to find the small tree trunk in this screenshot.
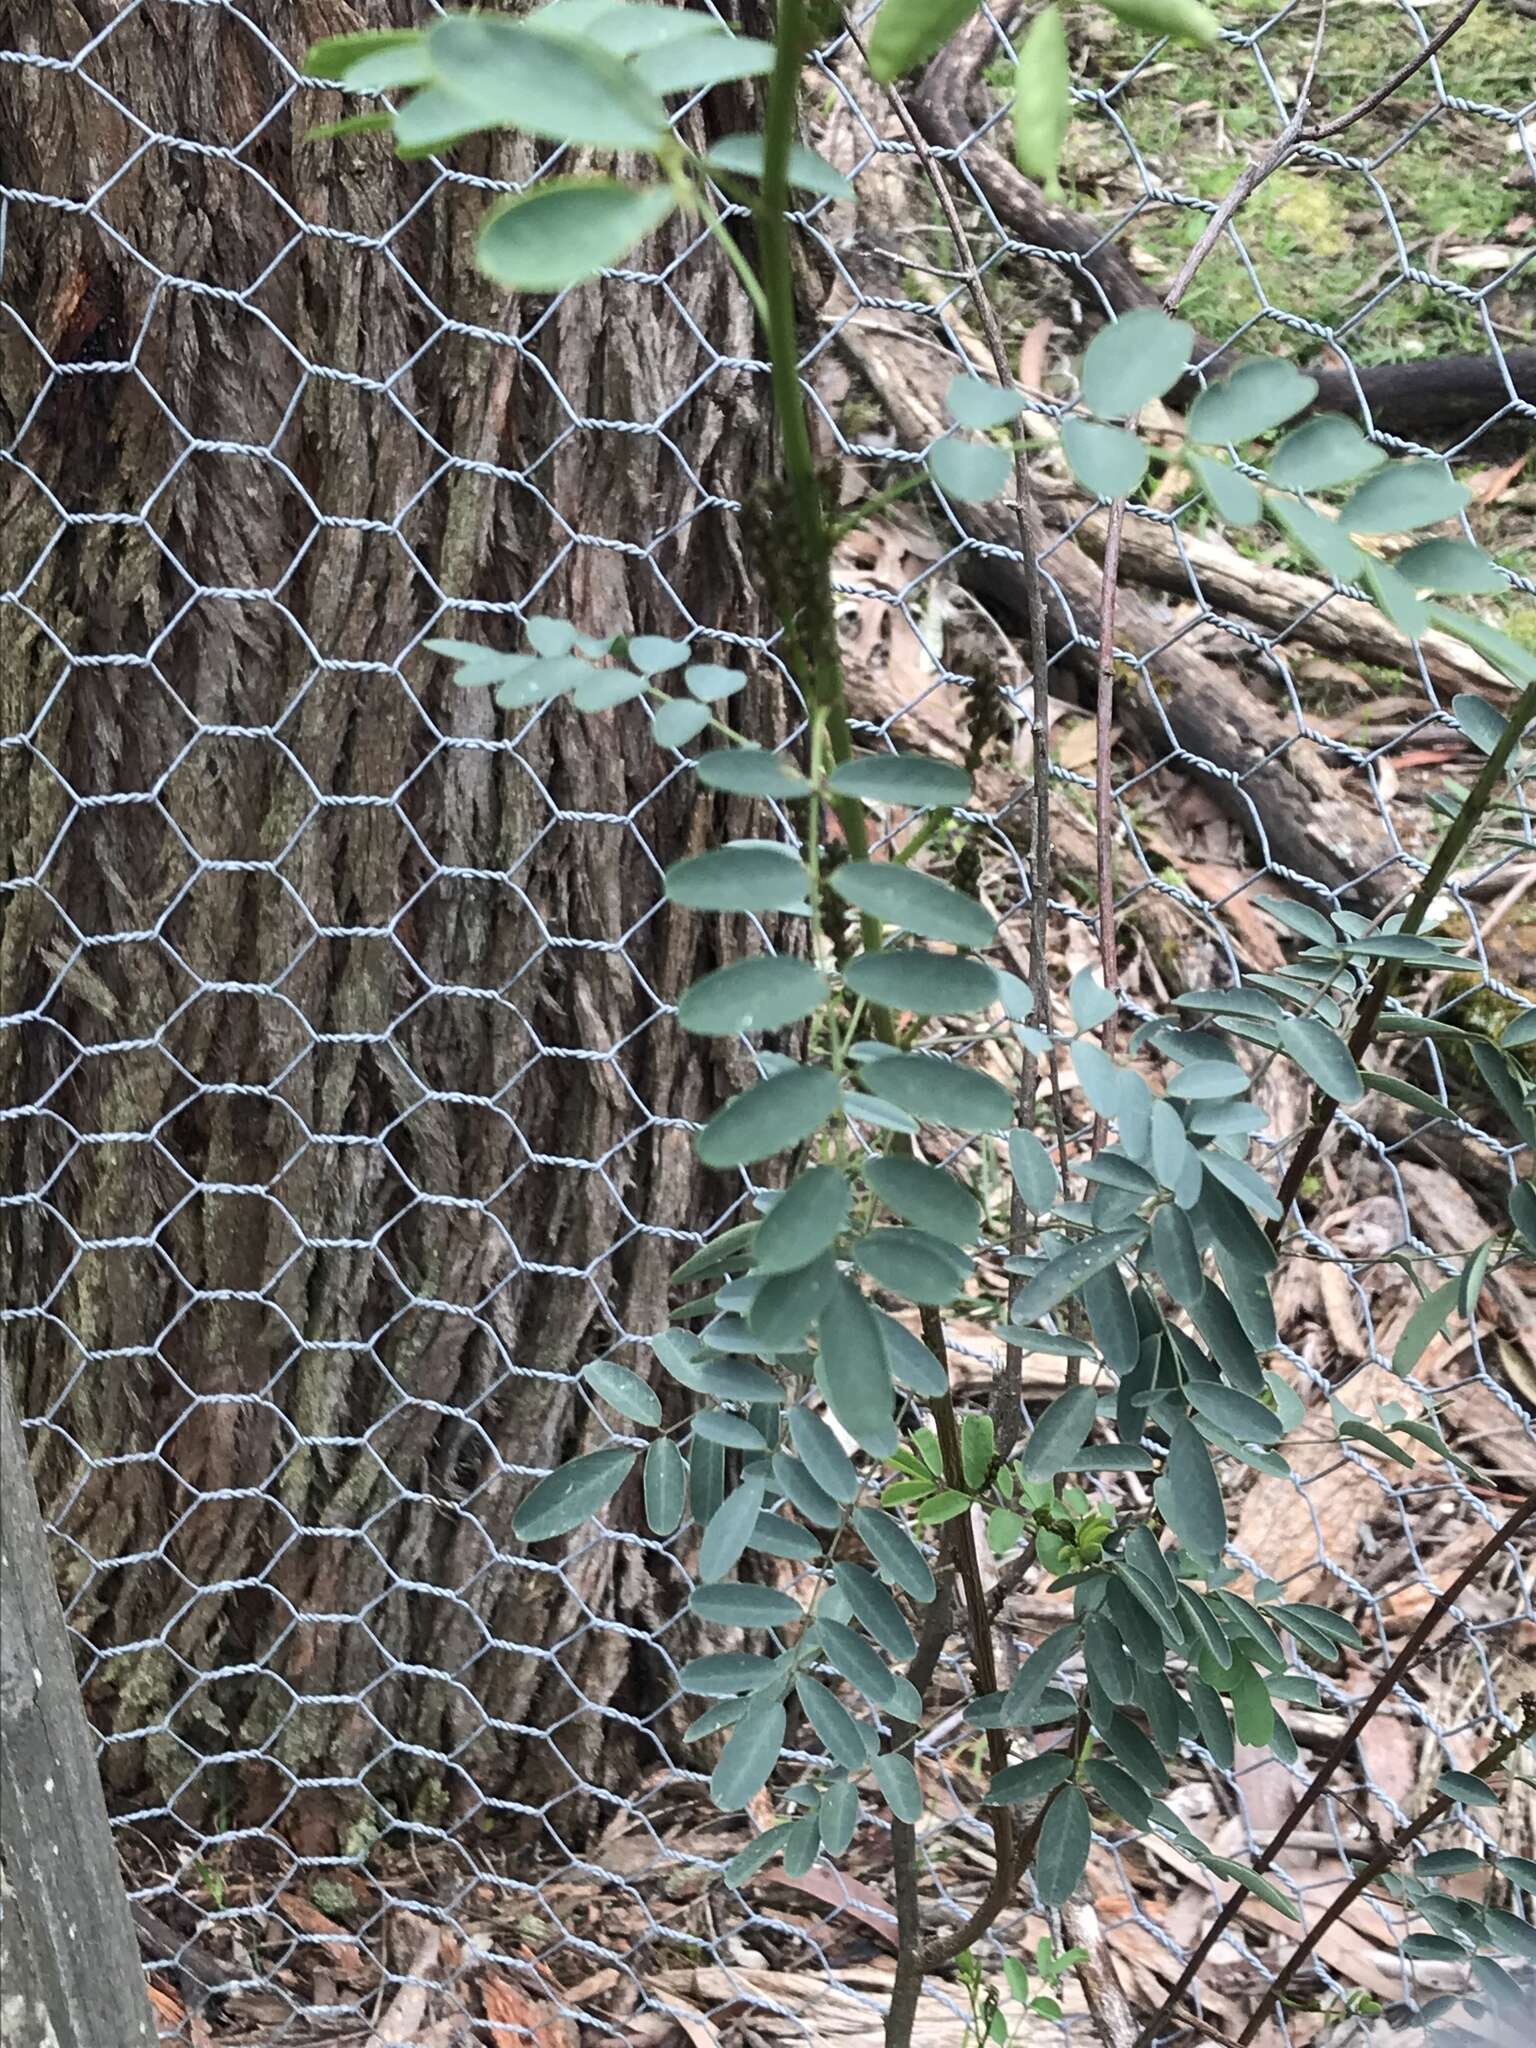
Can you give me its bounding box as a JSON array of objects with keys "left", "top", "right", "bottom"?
[
  {"left": 1, "top": 1373, "right": 157, "bottom": 2048},
  {"left": 0, "top": 0, "right": 779, "bottom": 1849}
]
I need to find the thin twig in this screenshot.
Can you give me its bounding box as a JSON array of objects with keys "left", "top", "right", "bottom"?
[
  {"left": 1080, "top": 13, "right": 1327, "bottom": 1153},
  {"left": 1132, "top": 1488, "right": 1536, "bottom": 2048},
  {"left": 918, "top": 1307, "right": 1016, "bottom": 1968},
  {"left": 1237, "top": 1702, "right": 1536, "bottom": 2045},
  {"left": 885, "top": 1563, "right": 958, "bottom": 2046},
  {"left": 1090, "top": 500, "right": 1125, "bottom": 1158},
  {"left": 1302, "top": 0, "right": 1482, "bottom": 142},
  {"left": 1162, "top": 0, "right": 1327, "bottom": 318}
]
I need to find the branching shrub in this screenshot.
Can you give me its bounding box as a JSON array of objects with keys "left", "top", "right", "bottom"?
[{"left": 307, "top": 6, "right": 1536, "bottom": 2043}]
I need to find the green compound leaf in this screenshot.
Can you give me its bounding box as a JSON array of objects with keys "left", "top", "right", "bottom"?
[
  {"left": 685, "top": 662, "right": 749, "bottom": 701},
  {"left": 853, "top": 1504, "right": 937, "bottom": 1602},
  {"left": 817, "top": 1619, "right": 916, "bottom": 1717},
  {"left": 841, "top": 947, "right": 999, "bottom": 1017},
  {"left": 478, "top": 178, "right": 675, "bottom": 290},
  {"left": 1368, "top": 557, "right": 1441, "bottom": 634},
  {"left": 680, "top": 1651, "right": 781, "bottom": 1697},
  {"left": 1396, "top": 537, "right": 1506, "bottom": 595},
  {"left": 696, "top": 1064, "right": 839, "bottom": 1169},
  {"left": 1159, "top": 1420, "right": 1226, "bottom": 1560},
  {"left": 692, "top": 1411, "right": 767, "bottom": 1451},
  {"left": 690, "top": 1581, "right": 803, "bottom": 1627},
  {"left": 1436, "top": 1768, "right": 1501, "bottom": 1809},
  {"left": 985, "top": 1753, "right": 1073, "bottom": 1806},
  {"left": 827, "top": 751, "right": 973, "bottom": 808},
  {"left": 720, "top": 1826, "right": 794, "bottom": 1884},
  {"left": 816, "top": 1280, "right": 898, "bottom": 1458},
  {"left": 862, "top": 1156, "right": 981, "bottom": 1245},
  {"left": 546, "top": 3, "right": 725, "bottom": 57},
  {"left": 652, "top": 695, "right": 711, "bottom": 748},
  {"left": 699, "top": 1470, "right": 769, "bottom": 1580},
  {"left": 677, "top": 955, "right": 828, "bottom": 1037},
  {"left": 703, "top": 132, "right": 853, "bottom": 198},
  {"left": 1011, "top": 1228, "right": 1145, "bottom": 1323},
  {"left": 1186, "top": 1382, "right": 1284, "bottom": 1446},
  {"left": 429, "top": 16, "right": 670, "bottom": 149},
  {"left": 626, "top": 635, "right": 690, "bottom": 674},
  {"left": 946, "top": 373, "right": 1027, "bottom": 429},
  {"left": 1187, "top": 358, "right": 1317, "bottom": 445},
  {"left": 1342, "top": 459, "right": 1471, "bottom": 536},
  {"left": 876, "top": 1311, "right": 951, "bottom": 1400},
  {"left": 1189, "top": 450, "right": 1262, "bottom": 525},
  {"left": 643, "top": 1437, "right": 686, "bottom": 1534},
  {"left": 1019, "top": 1384, "right": 1099, "bottom": 1481},
  {"left": 828, "top": 861, "right": 996, "bottom": 947},
  {"left": 867, "top": 0, "right": 984, "bottom": 82},
  {"left": 710, "top": 1695, "right": 785, "bottom": 1809},
  {"left": 928, "top": 436, "right": 1013, "bottom": 504},
  {"left": 853, "top": 1052, "right": 1013, "bottom": 1134},
  {"left": 1103, "top": 0, "right": 1220, "bottom": 40},
  {"left": 514, "top": 1447, "right": 636, "bottom": 1540},
  {"left": 854, "top": 1225, "right": 971, "bottom": 1306},
  {"left": 1265, "top": 416, "right": 1386, "bottom": 492},
  {"left": 1268, "top": 494, "right": 1370, "bottom": 582},
  {"left": 749, "top": 1256, "right": 837, "bottom": 1349},
  {"left": 800, "top": 1681, "right": 870, "bottom": 1783},
  {"left": 631, "top": 32, "right": 776, "bottom": 93},
  {"left": 836, "top": 1561, "right": 918, "bottom": 1660},
  {"left": 1149, "top": 1203, "right": 1204, "bottom": 1309},
  {"left": 695, "top": 746, "right": 813, "bottom": 797},
  {"left": 582, "top": 1358, "right": 662, "bottom": 1425},
  {"left": 1061, "top": 418, "right": 1149, "bottom": 500},
  {"left": 306, "top": 28, "right": 425, "bottom": 81},
  {"left": 874, "top": 1751, "right": 924, "bottom": 1822},
  {"left": 1080, "top": 308, "right": 1193, "bottom": 418},
  {"left": 1198, "top": 1854, "right": 1300, "bottom": 1921},
  {"left": 754, "top": 1166, "right": 852, "bottom": 1274},
  {"left": 787, "top": 1405, "right": 860, "bottom": 1504},
  {"left": 1013, "top": 3, "right": 1072, "bottom": 195},
  {"left": 1279, "top": 1015, "right": 1363, "bottom": 1104},
  {"left": 665, "top": 841, "right": 808, "bottom": 913},
  {"left": 1441, "top": 602, "right": 1536, "bottom": 684},
  {"left": 1008, "top": 1128, "right": 1059, "bottom": 1210},
  {"left": 1035, "top": 1785, "right": 1093, "bottom": 1904}
]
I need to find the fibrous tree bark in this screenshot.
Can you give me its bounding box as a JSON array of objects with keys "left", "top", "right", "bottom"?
[{"left": 1, "top": 0, "right": 778, "bottom": 1847}]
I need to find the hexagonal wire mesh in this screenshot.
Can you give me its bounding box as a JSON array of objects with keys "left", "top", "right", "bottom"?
[{"left": 3, "top": 0, "right": 1535, "bottom": 2044}]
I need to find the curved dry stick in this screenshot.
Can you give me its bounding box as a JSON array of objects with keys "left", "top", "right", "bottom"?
[{"left": 1237, "top": 1703, "right": 1536, "bottom": 2045}]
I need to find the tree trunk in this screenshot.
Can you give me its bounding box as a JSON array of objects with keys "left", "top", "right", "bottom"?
[
  {"left": 1, "top": 0, "right": 778, "bottom": 1850},
  {"left": 1, "top": 1373, "right": 158, "bottom": 2048}
]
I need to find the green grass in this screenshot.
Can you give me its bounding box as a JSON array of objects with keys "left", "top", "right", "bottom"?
[{"left": 1032, "top": 1, "right": 1532, "bottom": 366}]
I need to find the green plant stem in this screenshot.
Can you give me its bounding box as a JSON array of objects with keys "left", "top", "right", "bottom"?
[
  {"left": 1270, "top": 674, "right": 1536, "bottom": 1235},
  {"left": 1237, "top": 1703, "right": 1536, "bottom": 2046},
  {"left": 886, "top": 1564, "right": 959, "bottom": 2045},
  {"left": 1132, "top": 1485, "right": 1536, "bottom": 2048}
]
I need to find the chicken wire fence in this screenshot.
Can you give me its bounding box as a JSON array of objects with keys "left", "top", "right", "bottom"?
[{"left": 2, "top": 0, "right": 1535, "bottom": 2044}]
